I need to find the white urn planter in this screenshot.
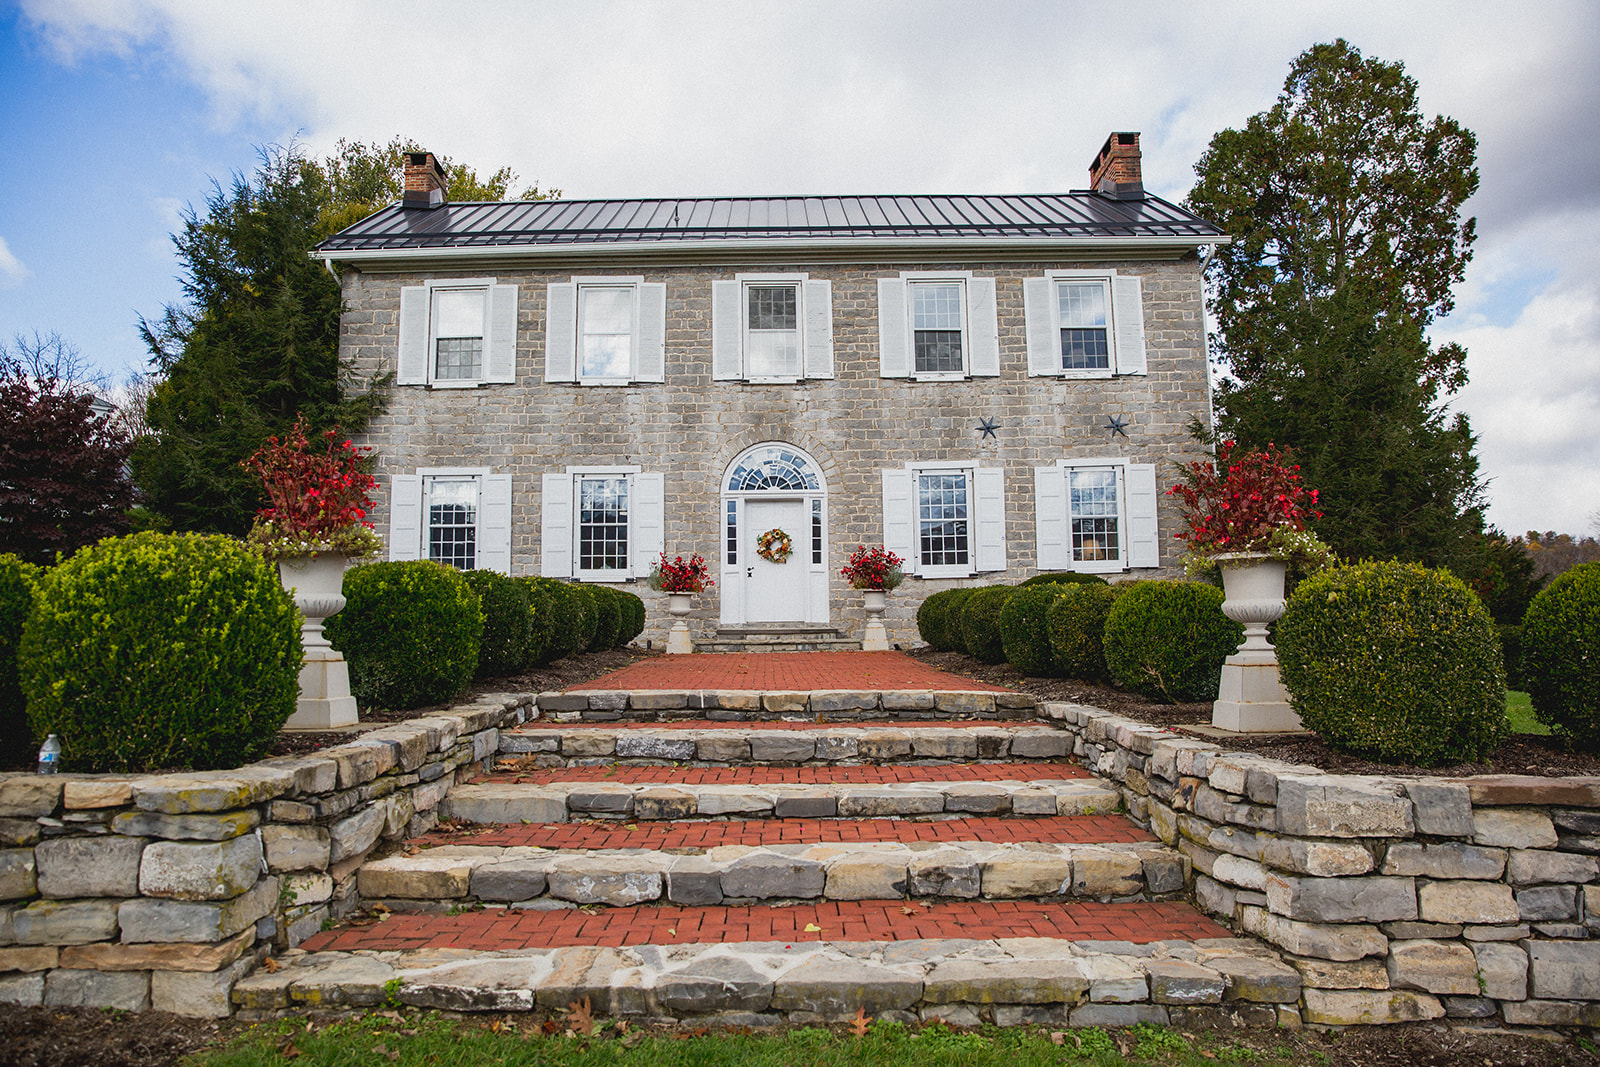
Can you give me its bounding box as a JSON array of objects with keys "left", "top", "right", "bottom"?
[
  {"left": 665, "top": 592, "right": 695, "bottom": 655},
  {"left": 1211, "top": 552, "right": 1302, "bottom": 733},
  {"left": 278, "top": 554, "right": 359, "bottom": 729},
  {"left": 861, "top": 589, "right": 890, "bottom": 651}
]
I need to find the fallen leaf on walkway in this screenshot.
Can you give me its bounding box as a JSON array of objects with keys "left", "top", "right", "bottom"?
[
  {"left": 667, "top": 928, "right": 676, "bottom": 936},
  {"left": 262, "top": 957, "right": 280, "bottom": 974},
  {"left": 803, "top": 923, "right": 823, "bottom": 933},
  {"left": 900, "top": 906, "right": 916, "bottom": 915},
  {"left": 850, "top": 1008, "right": 870, "bottom": 1037},
  {"left": 567, "top": 996, "right": 596, "bottom": 1036}
]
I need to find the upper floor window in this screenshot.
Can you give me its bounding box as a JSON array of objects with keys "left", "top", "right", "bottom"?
[
  {"left": 396, "top": 279, "right": 518, "bottom": 387},
  {"left": 1057, "top": 280, "right": 1111, "bottom": 371},
  {"left": 712, "top": 274, "right": 834, "bottom": 382},
  {"left": 1024, "top": 270, "right": 1147, "bottom": 378},
  {"left": 876, "top": 271, "right": 999, "bottom": 379},
  {"left": 544, "top": 278, "right": 667, "bottom": 385},
  {"left": 431, "top": 288, "right": 486, "bottom": 381}
]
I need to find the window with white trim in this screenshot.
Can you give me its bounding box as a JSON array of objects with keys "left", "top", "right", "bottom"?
[
  {"left": 540, "top": 468, "right": 665, "bottom": 581},
  {"left": 881, "top": 462, "right": 1006, "bottom": 579},
  {"left": 918, "top": 470, "right": 971, "bottom": 573},
  {"left": 1068, "top": 465, "right": 1122, "bottom": 567},
  {"left": 876, "top": 271, "right": 1000, "bottom": 379},
  {"left": 396, "top": 279, "right": 519, "bottom": 387},
  {"left": 1057, "top": 279, "right": 1111, "bottom": 371},
  {"left": 912, "top": 281, "right": 965, "bottom": 373},
  {"left": 711, "top": 273, "right": 834, "bottom": 381},
  {"left": 1023, "top": 270, "right": 1147, "bottom": 378},
  {"left": 427, "top": 476, "right": 479, "bottom": 569},
  {"left": 543, "top": 278, "right": 667, "bottom": 385},
  {"left": 576, "top": 475, "right": 629, "bottom": 578},
  {"left": 431, "top": 288, "right": 485, "bottom": 381},
  {"left": 387, "top": 469, "right": 513, "bottom": 574},
  {"left": 1033, "top": 458, "right": 1160, "bottom": 573}
]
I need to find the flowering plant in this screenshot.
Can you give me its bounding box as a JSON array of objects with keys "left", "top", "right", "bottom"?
[
  {"left": 647, "top": 552, "right": 714, "bottom": 593},
  {"left": 840, "top": 544, "right": 905, "bottom": 591},
  {"left": 240, "top": 414, "right": 382, "bottom": 561},
  {"left": 1167, "top": 441, "right": 1330, "bottom": 570}
]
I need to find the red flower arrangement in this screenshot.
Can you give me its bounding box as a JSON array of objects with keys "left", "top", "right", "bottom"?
[
  {"left": 840, "top": 544, "right": 905, "bottom": 591},
  {"left": 240, "top": 414, "right": 383, "bottom": 560},
  {"left": 648, "top": 552, "right": 715, "bottom": 593},
  {"left": 1167, "top": 441, "right": 1325, "bottom": 559}
]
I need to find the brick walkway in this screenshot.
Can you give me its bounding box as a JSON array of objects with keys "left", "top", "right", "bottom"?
[
  {"left": 300, "top": 900, "right": 1228, "bottom": 952},
  {"left": 567, "top": 651, "right": 1014, "bottom": 693},
  {"left": 415, "top": 814, "right": 1154, "bottom": 850},
  {"left": 482, "top": 762, "right": 1092, "bottom": 785}
]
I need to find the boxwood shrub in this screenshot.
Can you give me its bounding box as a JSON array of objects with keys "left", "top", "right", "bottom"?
[
  {"left": 19, "top": 533, "right": 301, "bottom": 771},
  {"left": 958, "top": 585, "right": 1017, "bottom": 664},
  {"left": 0, "top": 555, "right": 40, "bottom": 760},
  {"left": 514, "top": 578, "right": 559, "bottom": 667},
  {"left": 326, "top": 560, "right": 483, "bottom": 710},
  {"left": 999, "top": 582, "right": 1070, "bottom": 675},
  {"left": 614, "top": 589, "right": 646, "bottom": 646},
  {"left": 1103, "top": 581, "right": 1242, "bottom": 703},
  {"left": 462, "top": 570, "right": 533, "bottom": 678},
  {"left": 1019, "top": 572, "right": 1109, "bottom": 588},
  {"left": 1521, "top": 562, "right": 1600, "bottom": 750},
  {"left": 916, "top": 589, "right": 965, "bottom": 650},
  {"left": 1047, "top": 582, "right": 1122, "bottom": 682},
  {"left": 584, "top": 586, "right": 622, "bottom": 652},
  {"left": 529, "top": 579, "right": 592, "bottom": 661},
  {"left": 1276, "top": 560, "right": 1507, "bottom": 765}
]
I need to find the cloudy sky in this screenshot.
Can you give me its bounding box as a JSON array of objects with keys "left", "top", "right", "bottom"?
[{"left": 1, "top": 0, "right": 1595, "bottom": 535}]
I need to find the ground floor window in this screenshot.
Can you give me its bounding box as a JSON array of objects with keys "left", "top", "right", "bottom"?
[
  {"left": 1034, "top": 458, "right": 1159, "bottom": 573},
  {"left": 426, "top": 476, "right": 479, "bottom": 570},
  {"left": 881, "top": 462, "right": 1005, "bottom": 578},
  {"left": 540, "top": 468, "right": 663, "bottom": 581}
]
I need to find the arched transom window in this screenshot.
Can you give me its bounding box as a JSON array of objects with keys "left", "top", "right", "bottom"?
[{"left": 725, "top": 445, "right": 821, "bottom": 492}]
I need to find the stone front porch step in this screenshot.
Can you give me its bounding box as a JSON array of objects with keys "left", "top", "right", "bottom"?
[
  {"left": 534, "top": 688, "right": 1038, "bottom": 722},
  {"left": 499, "top": 722, "right": 1075, "bottom": 766},
  {"left": 356, "top": 837, "right": 1189, "bottom": 908},
  {"left": 697, "top": 627, "right": 862, "bottom": 653}
]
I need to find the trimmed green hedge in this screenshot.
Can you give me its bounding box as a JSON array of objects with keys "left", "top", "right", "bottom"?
[
  {"left": 462, "top": 570, "right": 533, "bottom": 679},
  {"left": 958, "top": 586, "right": 1017, "bottom": 664},
  {"left": 0, "top": 555, "right": 40, "bottom": 759},
  {"left": 916, "top": 589, "right": 966, "bottom": 651},
  {"left": 1521, "top": 562, "right": 1600, "bottom": 751},
  {"left": 327, "top": 560, "right": 483, "bottom": 710},
  {"left": 614, "top": 589, "right": 646, "bottom": 646},
  {"left": 1047, "top": 582, "right": 1122, "bottom": 682},
  {"left": 1103, "top": 581, "right": 1242, "bottom": 703},
  {"left": 1019, "top": 572, "right": 1110, "bottom": 588},
  {"left": 529, "top": 579, "right": 590, "bottom": 662},
  {"left": 999, "top": 582, "right": 1070, "bottom": 675},
  {"left": 584, "top": 586, "right": 622, "bottom": 652},
  {"left": 19, "top": 533, "right": 301, "bottom": 771},
  {"left": 1276, "top": 560, "right": 1507, "bottom": 765}
]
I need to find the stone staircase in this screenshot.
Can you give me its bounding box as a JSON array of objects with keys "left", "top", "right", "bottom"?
[{"left": 697, "top": 626, "right": 861, "bottom": 653}]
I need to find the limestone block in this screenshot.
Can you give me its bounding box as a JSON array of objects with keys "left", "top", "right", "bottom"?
[
  {"left": 1503, "top": 999, "right": 1600, "bottom": 1026},
  {"left": 933, "top": 692, "right": 995, "bottom": 716},
  {"left": 1472, "top": 809, "right": 1558, "bottom": 849},
  {"left": 359, "top": 854, "right": 477, "bottom": 899},
  {"left": 534, "top": 946, "right": 637, "bottom": 1014},
  {"left": 119, "top": 876, "right": 276, "bottom": 943},
  {"left": 656, "top": 955, "right": 774, "bottom": 1014},
  {"left": 0, "top": 972, "right": 44, "bottom": 1006},
  {"left": 152, "top": 955, "right": 255, "bottom": 1018},
  {"left": 1259, "top": 838, "right": 1374, "bottom": 877},
  {"left": 1518, "top": 884, "right": 1578, "bottom": 922},
  {"left": 259, "top": 825, "right": 330, "bottom": 873},
  {"left": 749, "top": 734, "right": 814, "bottom": 762},
  {"left": 283, "top": 872, "right": 333, "bottom": 906},
  {"left": 1379, "top": 842, "right": 1504, "bottom": 880},
  {"left": 382, "top": 791, "right": 414, "bottom": 839},
  {"left": 696, "top": 736, "right": 751, "bottom": 762},
  {"left": 1209, "top": 955, "right": 1301, "bottom": 1003},
  {"left": 1140, "top": 851, "right": 1188, "bottom": 895},
  {"left": 1527, "top": 941, "right": 1600, "bottom": 1000},
  {"left": 635, "top": 789, "right": 697, "bottom": 821},
  {"left": 0, "top": 849, "right": 36, "bottom": 901},
  {"left": 773, "top": 791, "right": 836, "bottom": 818},
  {"left": 470, "top": 858, "right": 552, "bottom": 902},
  {"left": 852, "top": 730, "right": 911, "bottom": 760},
  {"left": 60, "top": 928, "right": 254, "bottom": 972},
  {"left": 1005, "top": 729, "right": 1070, "bottom": 759},
  {"left": 1212, "top": 854, "right": 1268, "bottom": 891},
  {"left": 286, "top": 953, "right": 395, "bottom": 1008},
  {"left": 981, "top": 853, "right": 1073, "bottom": 898},
  {"left": 761, "top": 692, "right": 809, "bottom": 714},
  {"left": 1403, "top": 780, "right": 1474, "bottom": 837},
  {"left": 666, "top": 857, "right": 724, "bottom": 906},
  {"left": 616, "top": 735, "right": 696, "bottom": 760},
  {"left": 0, "top": 818, "right": 41, "bottom": 848},
  {"left": 112, "top": 810, "right": 259, "bottom": 841},
  {"left": 1416, "top": 880, "right": 1518, "bottom": 924},
  {"left": 908, "top": 851, "right": 981, "bottom": 898},
  {"left": 547, "top": 856, "right": 664, "bottom": 905},
  {"left": 1471, "top": 941, "right": 1528, "bottom": 1001},
  {"left": 1468, "top": 775, "right": 1600, "bottom": 807},
  {"left": 836, "top": 789, "right": 943, "bottom": 817},
  {"left": 1071, "top": 849, "right": 1143, "bottom": 898},
  {"left": 694, "top": 788, "right": 772, "bottom": 816},
  {"left": 1239, "top": 906, "right": 1386, "bottom": 961},
  {"left": 442, "top": 784, "right": 567, "bottom": 824},
  {"left": 942, "top": 783, "right": 1010, "bottom": 814},
  {"left": 139, "top": 834, "right": 262, "bottom": 901},
  {"left": 911, "top": 733, "right": 978, "bottom": 759},
  {"left": 881, "top": 691, "right": 935, "bottom": 711},
  {"left": 922, "top": 958, "right": 1089, "bottom": 1004},
  {"left": 1145, "top": 960, "right": 1225, "bottom": 1004},
  {"left": 722, "top": 855, "right": 824, "bottom": 900},
  {"left": 13, "top": 898, "right": 119, "bottom": 945},
  {"left": 1011, "top": 789, "right": 1059, "bottom": 816},
  {"left": 0, "top": 945, "right": 55, "bottom": 973},
  {"left": 1288, "top": 956, "right": 1390, "bottom": 990},
  {"left": 1507, "top": 848, "right": 1599, "bottom": 886},
  {"left": 1385, "top": 939, "right": 1479, "bottom": 995},
  {"left": 62, "top": 779, "right": 134, "bottom": 810},
  {"left": 44, "top": 969, "right": 150, "bottom": 1011},
  {"left": 824, "top": 857, "right": 908, "bottom": 900},
  {"left": 1068, "top": 1003, "right": 1169, "bottom": 1027},
  {"left": 0, "top": 777, "right": 63, "bottom": 818},
  {"left": 1301, "top": 988, "right": 1443, "bottom": 1025},
  {"left": 131, "top": 767, "right": 295, "bottom": 815},
  {"left": 1264, "top": 874, "right": 1417, "bottom": 923},
  {"left": 1274, "top": 775, "right": 1413, "bottom": 838},
  {"left": 327, "top": 803, "right": 388, "bottom": 864},
  {"left": 771, "top": 955, "right": 922, "bottom": 1015}
]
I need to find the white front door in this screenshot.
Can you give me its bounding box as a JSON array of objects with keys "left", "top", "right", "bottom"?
[{"left": 744, "top": 498, "right": 809, "bottom": 624}]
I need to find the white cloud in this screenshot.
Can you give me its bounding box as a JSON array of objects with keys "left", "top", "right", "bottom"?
[{"left": 0, "top": 238, "right": 29, "bottom": 289}]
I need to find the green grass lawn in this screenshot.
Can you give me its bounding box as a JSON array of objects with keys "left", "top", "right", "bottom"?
[{"left": 1507, "top": 690, "right": 1548, "bottom": 735}]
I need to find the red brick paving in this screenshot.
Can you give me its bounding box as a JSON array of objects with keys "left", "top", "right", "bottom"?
[
  {"left": 415, "top": 815, "right": 1154, "bottom": 850},
  {"left": 481, "top": 763, "right": 1091, "bottom": 785},
  {"left": 301, "top": 899, "right": 1229, "bottom": 952},
  {"left": 568, "top": 651, "right": 1015, "bottom": 693}
]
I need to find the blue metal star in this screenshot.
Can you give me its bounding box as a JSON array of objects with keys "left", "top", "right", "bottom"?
[
  {"left": 977, "top": 417, "right": 1000, "bottom": 439},
  {"left": 1105, "top": 414, "right": 1129, "bottom": 438}
]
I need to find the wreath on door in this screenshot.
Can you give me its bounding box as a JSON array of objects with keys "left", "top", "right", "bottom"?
[{"left": 756, "top": 527, "right": 794, "bottom": 564}]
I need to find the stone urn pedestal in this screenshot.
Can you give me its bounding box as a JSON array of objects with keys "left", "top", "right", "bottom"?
[
  {"left": 665, "top": 593, "right": 695, "bottom": 655},
  {"left": 278, "top": 554, "right": 359, "bottom": 730},
  {"left": 1212, "top": 553, "right": 1302, "bottom": 733},
  {"left": 861, "top": 589, "right": 890, "bottom": 651}
]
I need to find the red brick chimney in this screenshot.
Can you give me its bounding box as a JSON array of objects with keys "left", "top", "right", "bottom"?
[
  {"left": 1089, "top": 132, "right": 1144, "bottom": 201},
  {"left": 403, "top": 151, "right": 448, "bottom": 210}
]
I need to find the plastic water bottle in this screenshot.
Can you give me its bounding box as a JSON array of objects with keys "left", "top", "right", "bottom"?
[{"left": 37, "top": 735, "right": 60, "bottom": 774}]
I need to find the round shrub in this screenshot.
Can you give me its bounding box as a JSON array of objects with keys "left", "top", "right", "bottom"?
[
  {"left": 18, "top": 533, "right": 301, "bottom": 772},
  {"left": 614, "top": 590, "right": 646, "bottom": 647},
  {"left": 1521, "top": 562, "right": 1600, "bottom": 749},
  {"left": 326, "top": 560, "right": 483, "bottom": 710},
  {"left": 461, "top": 570, "right": 532, "bottom": 679},
  {"left": 1048, "top": 582, "right": 1122, "bottom": 682},
  {"left": 1103, "top": 581, "right": 1242, "bottom": 703},
  {"left": 916, "top": 589, "right": 961, "bottom": 650},
  {"left": 1020, "top": 572, "right": 1109, "bottom": 588},
  {"left": 531, "top": 579, "right": 591, "bottom": 662},
  {"left": 936, "top": 589, "right": 978, "bottom": 652},
  {"left": 584, "top": 586, "right": 623, "bottom": 653},
  {"left": 1276, "top": 560, "right": 1507, "bottom": 765},
  {"left": 1000, "top": 583, "right": 1070, "bottom": 675},
  {"left": 0, "top": 555, "right": 40, "bottom": 761},
  {"left": 957, "top": 586, "right": 1017, "bottom": 664},
  {"left": 514, "top": 578, "right": 559, "bottom": 668}
]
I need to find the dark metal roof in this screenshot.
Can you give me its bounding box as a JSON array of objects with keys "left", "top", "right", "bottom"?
[{"left": 315, "top": 192, "right": 1224, "bottom": 254}]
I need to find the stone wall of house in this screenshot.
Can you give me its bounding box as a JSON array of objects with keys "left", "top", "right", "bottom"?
[
  {"left": 336, "top": 256, "right": 1211, "bottom": 646},
  {"left": 1044, "top": 702, "right": 1600, "bottom": 1027},
  {"left": 0, "top": 697, "right": 531, "bottom": 1017}
]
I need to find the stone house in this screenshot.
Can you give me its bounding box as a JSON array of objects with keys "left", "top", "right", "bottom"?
[{"left": 313, "top": 133, "right": 1225, "bottom": 647}]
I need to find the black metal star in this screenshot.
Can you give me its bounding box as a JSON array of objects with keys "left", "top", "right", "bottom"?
[
  {"left": 1105, "top": 414, "right": 1129, "bottom": 438},
  {"left": 977, "top": 417, "right": 1000, "bottom": 440}
]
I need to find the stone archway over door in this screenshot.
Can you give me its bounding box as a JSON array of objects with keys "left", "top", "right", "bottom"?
[{"left": 720, "top": 443, "right": 828, "bottom": 627}]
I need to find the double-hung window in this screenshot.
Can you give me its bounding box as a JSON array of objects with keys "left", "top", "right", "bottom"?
[
  {"left": 396, "top": 279, "right": 519, "bottom": 387},
  {"left": 1033, "top": 458, "right": 1159, "bottom": 573},
  {"left": 1023, "top": 269, "right": 1147, "bottom": 378},
  {"left": 881, "top": 462, "right": 1006, "bottom": 579},
  {"left": 426, "top": 476, "right": 480, "bottom": 569},
  {"left": 876, "top": 271, "right": 999, "bottom": 379},
  {"left": 576, "top": 475, "right": 630, "bottom": 579},
  {"left": 387, "top": 468, "right": 513, "bottom": 573},
  {"left": 711, "top": 273, "right": 834, "bottom": 381},
  {"left": 544, "top": 277, "right": 668, "bottom": 384},
  {"left": 540, "top": 467, "right": 665, "bottom": 581}
]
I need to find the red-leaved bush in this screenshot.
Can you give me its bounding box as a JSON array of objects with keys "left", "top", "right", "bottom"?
[
  {"left": 840, "top": 544, "right": 905, "bottom": 590},
  {"left": 1167, "top": 441, "right": 1322, "bottom": 556},
  {"left": 241, "top": 415, "right": 378, "bottom": 553},
  {"left": 649, "top": 553, "right": 714, "bottom": 593}
]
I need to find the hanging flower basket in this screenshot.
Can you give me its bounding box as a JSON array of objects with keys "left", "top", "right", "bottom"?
[{"left": 756, "top": 528, "right": 794, "bottom": 564}]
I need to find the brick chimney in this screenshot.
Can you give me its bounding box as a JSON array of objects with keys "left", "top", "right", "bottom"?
[
  {"left": 1088, "top": 132, "right": 1144, "bottom": 201},
  {"left": 403, "top": 151, "right": 448, "bottom": 210}
]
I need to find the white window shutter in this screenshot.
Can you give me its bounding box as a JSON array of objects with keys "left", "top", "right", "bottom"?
[
  {"left": 1023, "top": 277, "right": 1057, "bottom": 376},
  {"left": 485, "top": 284, "right": 518, "bottom": 383},
  {"left": 540, "top": 472, "right": 574, "bottom": 577},
  {"left": 479, "top": 474, "right": 513, "bottom": 574},
  {"left": 1033, "top": 466, "right": 1069, "bottom": 571},
  {"left": 711, "top": 280, "right": 743, "bottom": 380},
  {"left": 388, "top": 474, "right": 423, "bottom": 560},
  {"left": 803, "top": 279, "right": 834, "bottom": 379},
  {"left": 397, "top": 287, "right": 429, "bottom": 385},
  {"left": 1112, "top": 274, "right": 1148, "bottom": 376},
  {"left": 635, "top": 282, "right": 667, "bottom": 383},
  {"left": 543, "top": 282, "right": 577, "bottom": 382},
  {"left": 974, "top": 466, "right": 1007, "bottom": 573},
  {"left": 1126, "top": 463, "right": 1160, "bottom": 568},
  {"left": 881, "top": 469, "right": 916, "bottom": 574},
  {"left": 966, "top": 277, "right": 1000, "bottom": 377},
  {"left": 631, "top": 471, "right": 665, "bottom": 577},
  {"left": 876, "top": 277, "right": 910, "bottom": 378}
]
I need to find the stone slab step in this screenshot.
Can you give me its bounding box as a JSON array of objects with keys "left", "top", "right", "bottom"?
[
  {"left": 356, "top": 837, "right": 1189, "bottom": 907},
  {"left": 478, "top": 763, "right": 1092, "bottom": 785},
  {"left": 441, "top": 775, "right": 1119, "bottom": 824},
  {"left": 500, "top": 722, "right": 1074, "bottom": 765},
  {"left": 535, "top": 688, "right": 1037, "bottom": 722}
]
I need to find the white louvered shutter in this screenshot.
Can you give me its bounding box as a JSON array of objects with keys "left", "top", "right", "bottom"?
[
  {"left": 635, "top": 283, "right": 667, "bottom": 383},
  {"left": 479, "top": 474, "right": 513, "bottom": 574},
  {"left": 388, "top": 475, "right": 423, "bottom": 561},
  {"left": 397, "top": 287, "right": 429, "bottom": 385},
  {"left": 803, "top": 279, "right": 834, "bottom": 379},
  {"left": 1112, "top": 274, "right": 1148, "bottom": 376},
  {"left": 1033, "top": 466, "right": 1069, "bottom": 571},
  {"left": 543, "top": 282, "right": 577, "bottom": 382},
  {"left": 876, "top": 277, "right": 910, "bottom": 378},
  {"left": 631, "top": 472, "right": 665, "bottom": 577},
  {"left": 540, "top": 472, "right": 574, "bottom": 577},
  {"left": 881, "top": 469, "right": 916, "bottom": 574},
  {"left": 966, "top": 277, "right": 1000, "bottom": 377},
  {"left": 1126, "top": 463, "right": 1160, "bottom": 568},
  {"left": 1023, "top": 277, "right": 1057, "bottom": 376},
  {"left": 974, "top": 467, "right": 1007, "bottom": 573},
  {"left": 485, "top": 284, "right": 518, "bottom": 383},
  {"left": 711, "top": 280, "right": 743, "bottom": 380}
]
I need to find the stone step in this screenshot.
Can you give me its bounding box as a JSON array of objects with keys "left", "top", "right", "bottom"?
[
  {"left": 535, "top": 688, "right": 1039, "bottom": 722},
  {"left": 500, "top": 721, "right": 1074, "bottom": 766},
  {"left": 697, "top": 627, "right": 862, "bottom": 654}
]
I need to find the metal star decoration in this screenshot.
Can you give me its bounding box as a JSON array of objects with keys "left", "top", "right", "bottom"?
[
  {"left": 977, "top": 417, "right": 1000, "bottom": 440},
  {"left": 1104, "top": 414, "right": 1129, "bottom": 438}
]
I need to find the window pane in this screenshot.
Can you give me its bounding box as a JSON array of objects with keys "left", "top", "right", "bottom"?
[
  {"left": 812, "top": 498, "right": 823, "bottom": 564},
  {"left": 578, "top": 477, "right": 629, "bottom": 573},
  {"left": 746, "top": 330, "right": 800, "bottom": 376},
  {"left": 914, "top": 331, "right": 964, "bottom": 373},
  {"left": 1069, "top": 468, "right": 1120, "bottom": 562},
  {"left": 918, "top": 472, "right": 969, "bottom": 568},
  {"left": 726, "top": 500, "right": 738, "bottom": 565},
  {"left": 435, "top": 337, "right": 482, "bottom": 380},
  {"left": 747, "top": 286, "right": 797, "bottom": 330},
  {"left": 1058, "top": 282, "right": 1110, "bottom": 370},
  {"left": 433, "top": 289, "right": 484, "bottom": 338},
  {"left": 912, "top": 283, "right": 963, "bottom": 330},
  {"left": 580, "top": 287, "right": 633, "bottom": 378},
  {"left": 428, "top": 478, "right": 477, "bottom": 570}
]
